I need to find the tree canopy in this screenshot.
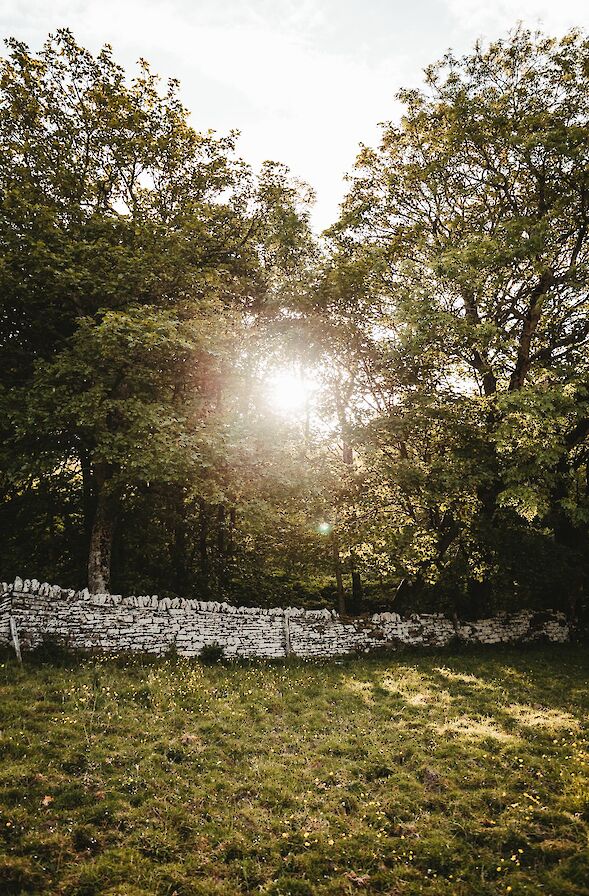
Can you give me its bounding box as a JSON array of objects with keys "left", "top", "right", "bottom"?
[
  {"left": 1, "top": 27, "right": 588, "bottom": 624},
  {"left": 324, "top": 28, "right": 589, "bottom": 620}
]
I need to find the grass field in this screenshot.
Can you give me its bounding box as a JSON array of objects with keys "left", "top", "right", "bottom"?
[{"left": 0, "top": 645, "right": 588, "bottom": 896}]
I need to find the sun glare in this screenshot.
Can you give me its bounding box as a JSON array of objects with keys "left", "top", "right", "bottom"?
[{"left": 266, "top": 368, "right": 316, "bottom": 415}]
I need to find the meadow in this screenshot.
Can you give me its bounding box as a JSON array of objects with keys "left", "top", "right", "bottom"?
[{"left": 0, "top": 645, "right": 587, "bottom": 896}]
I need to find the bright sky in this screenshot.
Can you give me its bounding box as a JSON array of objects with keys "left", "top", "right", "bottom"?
[{"left": 2, "top": 0, "right": 589, "bottom": 231}]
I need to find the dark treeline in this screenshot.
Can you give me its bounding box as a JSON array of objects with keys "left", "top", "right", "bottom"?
[{"left": 1, "top": 28, "right": 588, "bottom": 623}]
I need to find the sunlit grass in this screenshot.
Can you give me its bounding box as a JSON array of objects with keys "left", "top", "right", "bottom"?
[
  {"left": 435, "top": 715, "right": 516, "bottom": 742},
  {"left": 506, "top": 704, "right": 581, "bottom": 732},
  {"left": 0, "top": 646, "right": 587, "bottom": 895}
]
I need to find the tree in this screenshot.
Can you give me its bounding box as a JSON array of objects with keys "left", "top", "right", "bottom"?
[
  {"left": 326, "top": 28, "right": 589, "bottom": 617},
  {"left": 0, "top": 30, "right": 315, "bottom": 592}
]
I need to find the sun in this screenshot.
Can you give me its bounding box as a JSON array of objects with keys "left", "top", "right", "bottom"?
[{"left": 265, "top": 367, "right": 315, "bottom": 415}]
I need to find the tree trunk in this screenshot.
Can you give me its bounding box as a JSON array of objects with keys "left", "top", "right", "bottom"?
[
  {"left": 351, "top": 570, "right": 363, "bottom": 614},
  {"left": 461, "top": 289, "right": 497, "bottom": 396},
  {"left": 198, "top": 497, "right": 209, "bottom": 579},
  {"left": 228, "top": 506, "right": 236, "bottom": 559},
  {"left": 217, "top": 504, "right": 226, "bottom": 555},
  {"left": 331, "top": 531, "right": 346, "bottom": 615},
  {"left": 551, "top": 469, "right": 587, "bottom": 625},
  {"left": 509, "top": 271, "right": 553, "bottom": 391},
  {"left": 87, "top": 479, "right": 116, "bottom": 593},
  {"left": 350, "top": 552, "right": 363, "bottom": 615},
  {"left": 216, "top": 503, "right": 227, "bottom": 587},
  {"left": 80, "top": 448, "right": 97, "bottom": 540},
  {"left": 171, "top": 495, "right": 189, "bottom": 596}
]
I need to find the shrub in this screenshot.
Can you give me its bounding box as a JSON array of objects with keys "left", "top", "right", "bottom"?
[
  {"left": 199, "top": 642, "right": 225, "bottom": 664},
  {"left": 29, "top": 633, "right": 73, "bottom": 666}
]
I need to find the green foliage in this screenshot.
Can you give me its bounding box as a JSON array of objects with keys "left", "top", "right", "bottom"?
[
  {"left": 0, "top": 29, "right": 320, "bottom": 598},
  {"left": 29, "top": 634, "right": 73, "bottom": 667},
  {"left": 322, "top": 28, "right": 589, "bottom": 618},
  {"left": 199, "top": 642, "right": 225, "bottom": 665},
  {"left": 1, "top": 27, "right": 589, "bottom": 617}
]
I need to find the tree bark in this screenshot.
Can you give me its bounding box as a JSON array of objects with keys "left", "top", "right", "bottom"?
[
  {"left": 171, "top": 492, "right": 190, "bottom": 595},
  {"left": 509, "top": 271, "right": 553, "bottom": 391},
  {"left": 549, "top": 449, "right": 588, "bottom": 623},
  {"left": 87, "top": 475, "right": 116, "bottom": 593},
  {"left": 461, "top": 289, "right": 497, "bottom": 395},
  {"left": 80, "top": 447, "right": 97, "bottom": 540},
  {"left": 228, "top": 506, "right": 236, "bottom": 559},
  {"left": 217, "top": 503, "right": 228, "bottom": 587},
  {"left": 351, "top": 568, "right": 363, "bottom": 614},
  {"left": 331, "top": 531, "right": 347, "bottom": 616},
  {"left": 198, "top": 497, "right": 209, "bottom": 578},
  {"left": 217, "top": 504, "right": 226, "bottom": 555}
]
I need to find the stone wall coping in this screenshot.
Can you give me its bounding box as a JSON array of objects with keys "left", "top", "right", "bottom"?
[{"left": 1, "top": 576, "right": 569, "bottom": 625}]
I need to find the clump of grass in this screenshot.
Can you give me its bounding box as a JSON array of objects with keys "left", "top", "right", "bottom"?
[
  {"left": 199, "top": 642, "right": 225, "bottom": 664},
  {"left": 0, "top": 645, "right": 587, "bottom": 894}
]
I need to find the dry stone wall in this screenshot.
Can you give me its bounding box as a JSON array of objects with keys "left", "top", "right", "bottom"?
[{"left": 0, "top": 576, "right": 570, "bottom": 659}]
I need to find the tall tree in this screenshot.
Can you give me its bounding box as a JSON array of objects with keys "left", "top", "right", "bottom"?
[
  {"left": 0, "top": 30, "right": 315, "bottom": 592},
  {"left": 327, "top": 28, "right": 589, "bottom": 616}
]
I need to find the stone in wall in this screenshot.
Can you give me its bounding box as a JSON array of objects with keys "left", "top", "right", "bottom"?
[{"left": 0, "top": 576, "right": 571, "bottom": 659}]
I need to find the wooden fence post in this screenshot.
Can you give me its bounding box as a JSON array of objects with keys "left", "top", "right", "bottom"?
[
  {"left": 9, "top": 617, "right": 22, "bottom": 664},
  {"left": 284, "top": 612, "right": 292, "bottom": 657}
]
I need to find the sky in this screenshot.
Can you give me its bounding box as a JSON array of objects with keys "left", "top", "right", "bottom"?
[{"left": 1, "top": 0, "right": 589, "bottom": 231}]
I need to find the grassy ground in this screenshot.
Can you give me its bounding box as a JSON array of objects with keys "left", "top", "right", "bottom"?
[{"left": 0, "top": 646, "right": 587, "bottom": 896}]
